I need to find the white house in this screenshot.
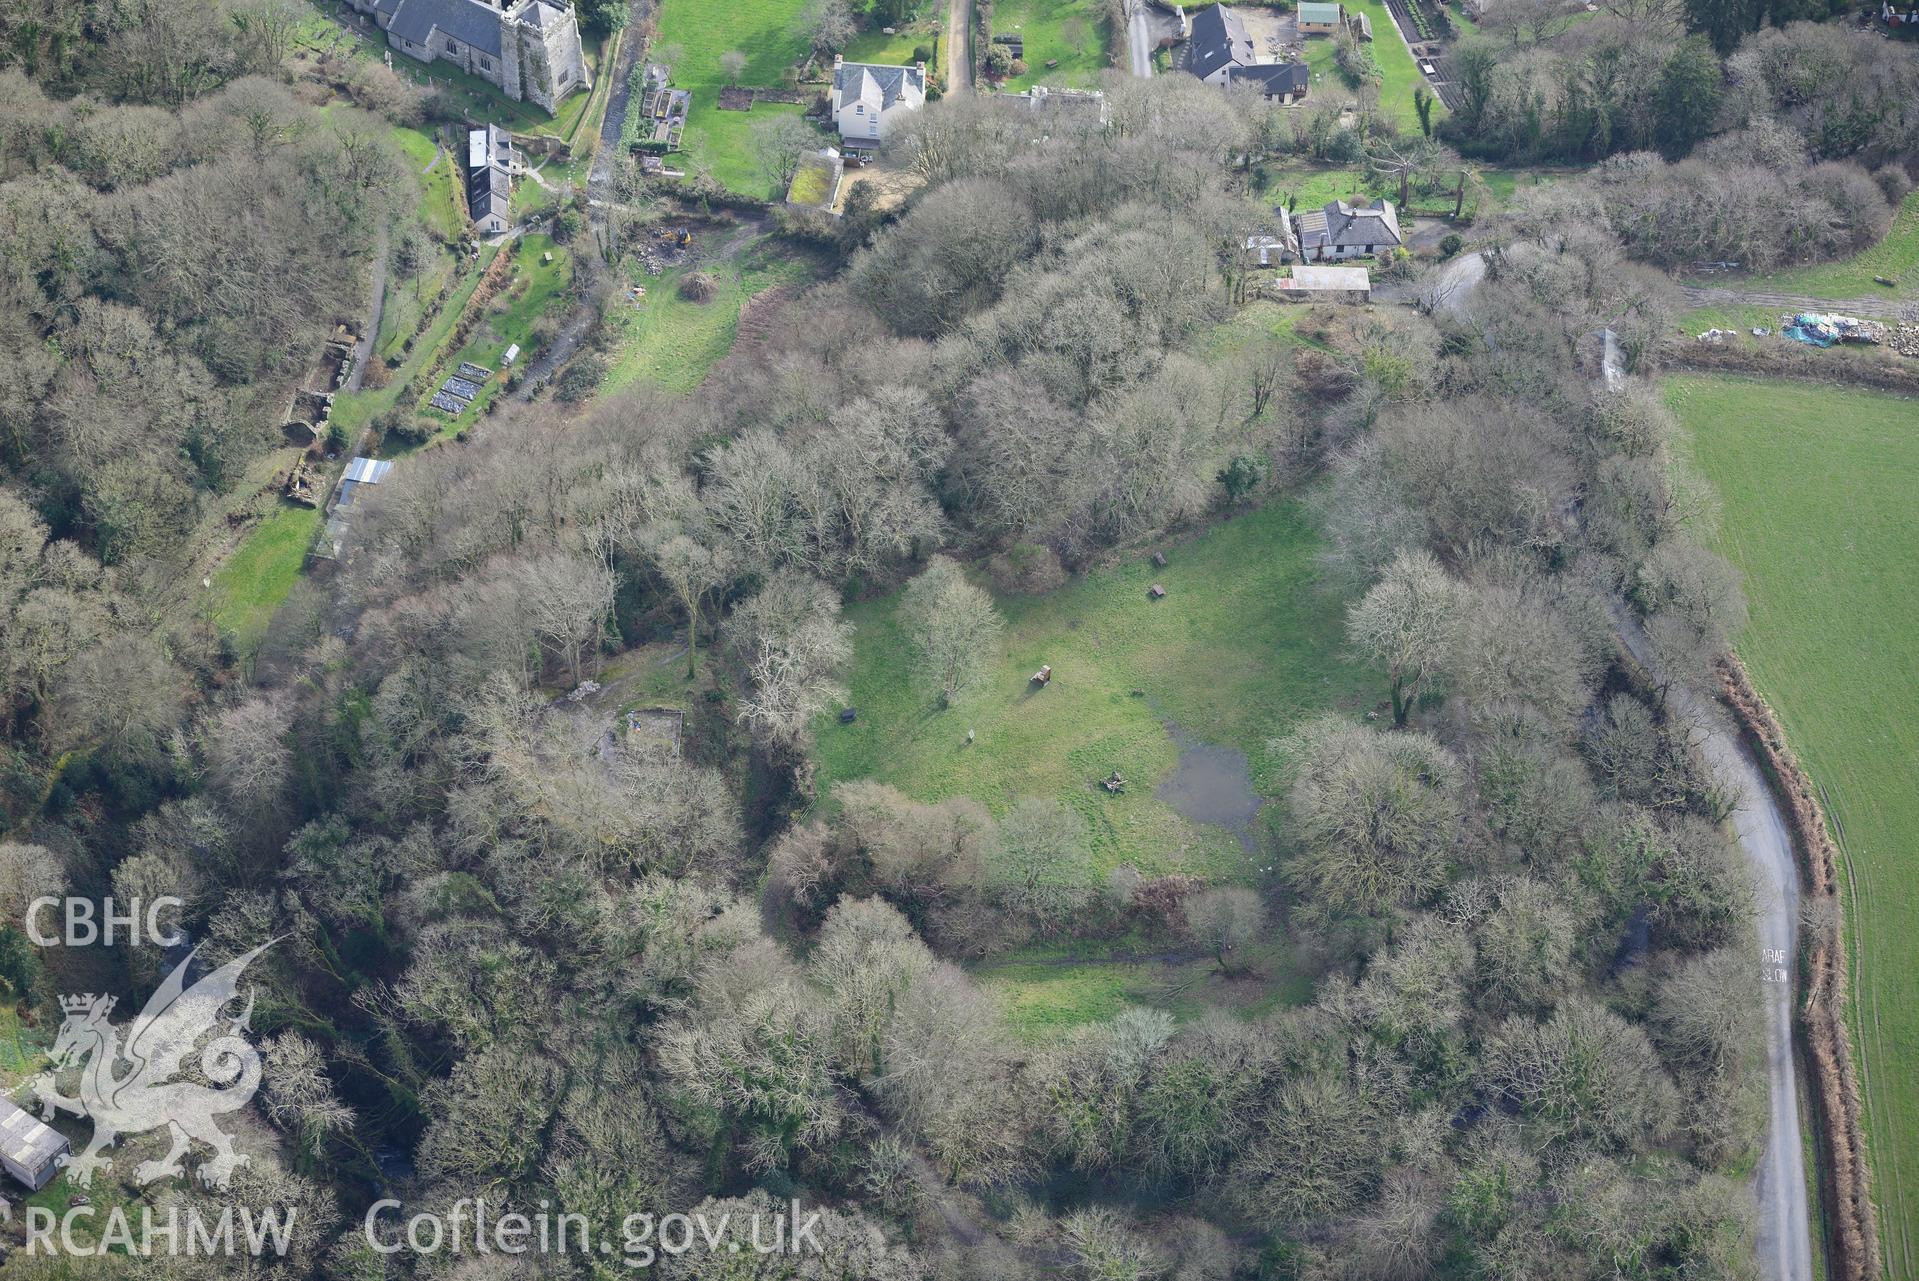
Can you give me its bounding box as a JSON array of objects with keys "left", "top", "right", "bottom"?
[
  {"left": 345, "top": 0, "right": 591, "bottom": 113},
  {"left": 828, "top": 55, "right": 927, "bottom": 147},
  {"left": 1296, "top": 198, "right": 1402, "bottom": 261}
]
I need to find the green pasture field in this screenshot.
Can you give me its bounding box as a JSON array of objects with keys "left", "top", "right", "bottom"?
[
  {"left": 813, "top": 500, "right": 1376, "bottom": 885},
  {"left": 845, "top": 17, "right": 939, "bottom": 66},
  {"left": 1665, "top": 374, "right": 1919, "bottom": 1273}
]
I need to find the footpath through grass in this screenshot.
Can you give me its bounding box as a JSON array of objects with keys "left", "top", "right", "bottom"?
[
  {"left": 1665, "top": 374, "right": 1919, "bottom": 1273},
  {"left": 814, "top": 500, "right": 1375, "bottom": 884}
]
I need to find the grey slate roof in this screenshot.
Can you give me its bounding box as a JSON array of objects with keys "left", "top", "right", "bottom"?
[
  {"left": 522, "top": 0, "right": 565, "bottom": 30},
  {"left": 387, "top": 0, "right": 505, "bottom": 58},
  {"left": 1188, "top": 3, "right": 1254, "bottom": 81},
  {"left": 834, "top": 61, "right": 925, "bottom": 109},
  {"left": 1227, "top": 62, "right": 1308, "bottom": 96},
  {"left": 1298, "top": 198, "right": 1402, "bottom": 252}
]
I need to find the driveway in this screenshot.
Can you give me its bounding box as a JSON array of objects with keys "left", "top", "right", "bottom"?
[{"left": 1616, "top": 615, "right": 1813, "bottom": 1281}]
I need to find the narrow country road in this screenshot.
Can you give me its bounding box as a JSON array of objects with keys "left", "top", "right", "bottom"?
[
  {"left": 1618, "top": 615, "right": 1813, "bottom": 1281},
  {"left": 945, "top": 0, "right": 973, "bottom": 92},
  {"left": 1434, "top": 239, "right": 1815, "bottom": 1278},
  {"left": 1126, "top": 0, "right": 1155, "bottom": 77}
]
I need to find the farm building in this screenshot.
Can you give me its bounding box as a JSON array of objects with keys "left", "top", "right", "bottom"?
[
  {"left": 1227, "top": 61, "right": 1309, "bottom": 103},
  {"left": 343, "top": 0, "right": 590, "bottom": 113},
  {"left": 467, "top": 123, "right": 516, "bottom": 234},
  {"left": 320, "top": 457, "right": 396, "bottom": 562},
  {"left": 828, "top": 55, "right": 927, "bottom": 148},
  {"left": 1296, "top": 198, "right": 1402, "bottom": 261},
  {"left": 0, "top": 1099, "right": 68, "bottom": 1191},
  {"left": 1273, "top": 264, "right": 1372, "bottom": 302},
  {"left": 1298, "top": 2, "right": 1344, "bottom": 34},
  {"left": 787, "top": 149, "right": 845, "bottom": 211},
  {"left": 1245, "top": 217, "right": 1301, "bottom": 266}
]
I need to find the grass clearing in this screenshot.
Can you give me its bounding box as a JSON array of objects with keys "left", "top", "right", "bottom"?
[
  {"left": 992, "top": 0, "right": 1111, "bottom": 90},
  {"left": 600, "top": 240, "right": 818, "bottom": 395},
  {"left": 814, "top": 500, "right": 1376, "bottom": 884},
  {"left": 390, "top": 124, "right": 465, "bottom": 241},
  {"left": 845, "top": 18, "right": 938, "bottom": 66},
  {"left": 209, "top": 501, "right": 326, "bottom": 659},
  {"left": 977, "top": 930, "right": 1317, "bottom": 1040},
  {"left": 1665, "top": 374, "right": 1919, "bottom": 1272}
]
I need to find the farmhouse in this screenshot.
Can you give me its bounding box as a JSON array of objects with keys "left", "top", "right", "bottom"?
[
  {"left": 1298, "top": 1, "right": 1344, "bottom": 34},
  {"left": 0, "top": 1099, "right": 68, "bottom": 1191},
  {"left": 1187, "top": 3, "right": 1255, "bottom": 85},
  {"left": 1296, "top": 198, "right": 1402, "bottom": 261},
  {"left": 1274, "top": 264, "right": 1372, "bottom": 302},
  {"left": 344, "top": 0, "right": 591, "bottom": 113},
  {"left": 828, "top": 55, "right": 927, "bottom": 148},
  {"left": 467, "top": 123, "right": 516, "bottom": 234},
  {"left": 1187, "top": 4, "right": 1311, "bottom": 102}
]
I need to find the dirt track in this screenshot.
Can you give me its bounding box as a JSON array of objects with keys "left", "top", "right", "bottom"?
[{"left": 1680, "top": 285, "right": 1911, "bottom": 321}]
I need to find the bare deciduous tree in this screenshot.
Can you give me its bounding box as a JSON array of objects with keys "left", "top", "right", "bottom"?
[{"left": 900, "top": 556, "right": 1003, "bottom": 707}]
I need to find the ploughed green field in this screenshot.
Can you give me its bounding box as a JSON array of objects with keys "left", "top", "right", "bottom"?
[
  {"left": 1666, "top": 374, "right": 1919, "bottom": 1275},
  {"left": 815, "top": 501, "right": 1375, "bottom": 883}
]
